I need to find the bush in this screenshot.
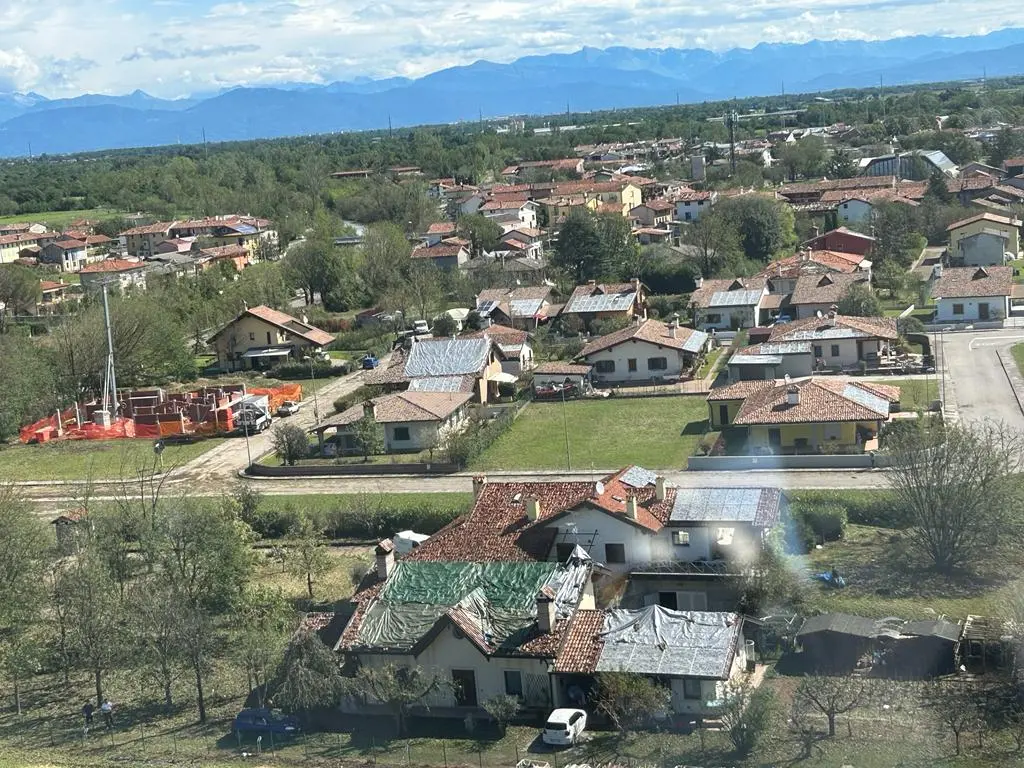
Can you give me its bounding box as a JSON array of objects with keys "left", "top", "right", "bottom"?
[
  {"left": 333, "top": 385, "right": 384, "bottom": 414},
  {"left": 591, "top": 316, "right": 630, "bottom": 336},
  {"left": 788, "top": 489, "right": 904, "bottom": 529},
  {"left": 443, "top": 407, "right": 519, "bottom": 468},
  {"left": 432, "top": 314, "right": 458, "bottom": 337},
  {"left": 330, "top": 326, "right": 393, "bottom": 352},
  {"left": 789, "top": 502, "right": 847, "bottom": 550},
  {"left": 321, "top": 502, "right": 462, "bottom": 540},
  {"left": 269, "top": 361, "right": 349, "bottom": 380}
]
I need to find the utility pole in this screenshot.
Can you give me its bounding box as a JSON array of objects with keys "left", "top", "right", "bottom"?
[
  {"left": 727, "top": 111, "right": 737, "bottom": 175},
  {"left": 100, "top": 283, "right": 118, "bottom": 417},
  {"left": 879, "top": 76, "right": 885, "bottom": 119}
]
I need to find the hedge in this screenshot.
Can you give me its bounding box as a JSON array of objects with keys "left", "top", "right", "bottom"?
[
  {"left": 788, "top": 502, "right": 847, "bottom": 552},
  {"left": 787, "top": 489, "right": 904, "bottom": 529},
  {"left": 333, "top": 385, "right": 384, "bottom": 415},
  {"left": 443, "top": 404, "right": 523, "bottom": 468},
  {"left": 269, "top": 361, "right": 351, "bottom": 380},
  {"left": 239, "top": 498, "right": 463, "bottom": 540}
]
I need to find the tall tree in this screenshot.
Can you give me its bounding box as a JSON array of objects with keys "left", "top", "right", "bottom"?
[
  {"left": 682, "top": 210, "right": 740, "bottom": 277},
  {"left": 0, "top": 264, "right": 41, "bottom": 331},
  {"left": 883, "top": 420, "right": 1024, "bottom": 573},
  {"left": 836, "top": 283, "right": 882, "bottom": 317},
  {"left": 274, "top": 630, "right": 347, "bottom": 715},
  {"left": 61, "top": 553, "right": 123, "bottom": 705},
  {"left": 457, "top": 214, "right": 502, "bottom": 256},
  {"left": 594, "top": 672, "right": 671, "bottom": 736},
  {"left": 552, "top": 209, "right": 604, "bottom": 283},
  {"left": 361, "top": 222, "right": 412, "bottom": 303},
  {"left": 925, "top": 170, "right": 953, "bottom": 204},
  {"left": 128, "top": 580, "right": 184, "bottom": 711},
  {"left": 286, "top": 515, "right": 335, "bottom": 600},
  {"left": 595, "top": 213, "right": 640, "bottom": 279},
  {"left": 406, "top": 262, "right": 444, "bottom": 323},
  {"left": 715, "top": 195, "right": 796, "bottom": 262},
  {"left": 235, "top": 586, "right": 293, "bottom": 708},
  {"left": 347, "top": 663, "right": 450, "bottom": 735}
]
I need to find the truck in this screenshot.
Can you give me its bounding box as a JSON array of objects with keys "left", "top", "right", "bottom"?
[{"left": 233, "top": 395, "right": 273, "bottom": 434}]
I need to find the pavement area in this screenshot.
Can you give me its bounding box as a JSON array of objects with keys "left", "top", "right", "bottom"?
[{"left": 939, "top": 330, "right": 1024, "bottom": 430}]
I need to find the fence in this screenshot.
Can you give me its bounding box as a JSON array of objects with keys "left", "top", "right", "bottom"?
[
  {"left": 247, "top": 462, "right": 461, "bottom": 477},
  {"left": 687, "top": 453, "right": 893, "bottom": 470}
]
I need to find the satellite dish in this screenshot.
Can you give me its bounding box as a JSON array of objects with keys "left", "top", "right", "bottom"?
[{"left": 594, "top": 481, "right": 605, "bottom": 496}]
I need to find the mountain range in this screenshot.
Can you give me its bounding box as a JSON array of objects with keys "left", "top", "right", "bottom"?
[{"left": 3, "top": 29, "right": 1024, "bottom": 158}]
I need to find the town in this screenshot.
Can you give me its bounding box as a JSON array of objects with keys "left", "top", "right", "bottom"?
[{"left": 3, "top": 76, "right": 1024, "bottom": 768}]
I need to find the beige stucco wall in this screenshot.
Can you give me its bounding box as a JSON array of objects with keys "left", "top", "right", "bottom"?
[
  {"left": 212, "top": 315, "right": 324, "bottom": 368},
  {"left": 950, "top": 219, "right": 1020, "bottom": 255},
  {"left": 583, "top": 338, "right": 698, "bottom": 383}
]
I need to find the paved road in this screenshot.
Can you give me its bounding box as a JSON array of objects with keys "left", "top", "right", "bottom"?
[{"left": 940, "top": 330, "right": 1024, "bottom": 429}]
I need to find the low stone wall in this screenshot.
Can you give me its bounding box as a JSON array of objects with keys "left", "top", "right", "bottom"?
[{"left": 246, "top": 461, "right": 460, "bottom": 477}]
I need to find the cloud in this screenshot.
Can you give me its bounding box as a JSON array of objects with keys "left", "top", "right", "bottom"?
[{"left": 0, "top": 0, "right": 1022, "bottom": 98}]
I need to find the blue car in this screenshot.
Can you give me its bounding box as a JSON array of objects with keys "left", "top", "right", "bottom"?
[
  {"left": 361, "top": 354, "right": 380, "bottom": 369},
  {"left": 233, "top": 708, "right": 301, "bottom": 737}
]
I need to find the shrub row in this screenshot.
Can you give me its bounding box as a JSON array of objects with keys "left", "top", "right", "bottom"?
[
  {"left": 333, "top": 385, "right": 385, "bottom": 414},
  {"left": 240, "top": 499, "right": 463, "bottom": 540},
  {"left": 788, "top": 489, "right": 903, "bottom": 529},
  {"left": 269, "top": 361, "right": 350, "bottom": 380},
  {"left": 443, "top": 405, "right": 522, "bottom": 468},
  {"left": 788, "top": 502, "right": 847, "bottom": 553}
]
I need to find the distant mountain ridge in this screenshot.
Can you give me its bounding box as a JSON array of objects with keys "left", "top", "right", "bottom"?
[{"left": 3, "top": 29, "right": 1024, "bottom": 157}]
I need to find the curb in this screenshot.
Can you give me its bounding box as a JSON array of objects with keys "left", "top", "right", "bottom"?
[{"left": 996, "top": 349, "right": 1024, "bottom": 418}]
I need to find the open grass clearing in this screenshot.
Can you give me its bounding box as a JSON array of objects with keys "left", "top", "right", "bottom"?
[
  {"left": 0, "top": 208, "right": 118, "bottom": 228},
  {"left": 0, "top": 438, "right": 225, "bottom": 481},
  {"left": 473, "top": 395, "right": 708, "bottom": 470},
  {"left": 873, "top": 376, "right": 938, "bottom": 410}
]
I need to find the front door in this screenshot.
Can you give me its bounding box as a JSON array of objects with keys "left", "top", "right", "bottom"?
[
  {"left": 979, "top": 303, "right": 990, "bottom": 320},
  {"left": 719, "top": 404, "right": 729, "bottom": 425},
  {"left": 768, "top": 428, "right": 782, "bottom": 449},
  {"left": 452, "top": 669, "right": 477, "bottom": 707}
]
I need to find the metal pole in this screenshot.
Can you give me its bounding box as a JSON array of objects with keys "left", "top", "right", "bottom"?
[
  {"left": 101, "top": 283, "right": 118, "bottom": 414},
  {"left": 243, "top": 418, "right": 253, "bottom": 469},
  {"left": 309, "top": 358, "right": 321, "bottom": 423},
  {"left": 561, "top": 386, "right": 571, "bottom": 471}
]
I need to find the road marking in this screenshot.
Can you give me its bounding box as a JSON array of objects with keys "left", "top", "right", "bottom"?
[{"left": 968, "top": 335, "right": 1024, "bottom": 350}]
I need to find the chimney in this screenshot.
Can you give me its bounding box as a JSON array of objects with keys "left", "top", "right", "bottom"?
[
  {"left": 472, "top": 474, "right": 487, "bottom": 499},
  {"left": 587, "top": 279, "right": 596, "bottom": 286},
  {"left": 669, "top": 314, "right": 679, "bottom": 338},
  {"left": 375, "top": 539, "right": 395, "bottom": 580},
  {"left": 655, "top": 476, "right": 667, "bottom": 501},
  {"left": 362, "top": 400, "right": 376, "bottom": 420},
  {"left": 827, "top": 306, "right": 837, "bottom": 326},
  {"left": 525, "top": 496, "right": 541, "bottom": 521},
  {"left": 625, "top": 493, "right": 638, "bottom": 521},
  {"left": 787, "top": 384, "right": 801, "bottom": 406},
  {"left": 536, "top": 586, "right": 557, "bottom": 633},
  {"left": 694, "top": 275, "right": 704, "bottom": 289},
  {"left": 630, "top": 277, "right": 640, "bottom": 291}
]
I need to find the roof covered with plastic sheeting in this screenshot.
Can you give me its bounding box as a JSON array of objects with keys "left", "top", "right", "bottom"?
[
  {"left": 708, "top": 289, "right": 763, "bottom": 307},
  {"left": 510, "top": 298, "right": 546, "bottom": 317},
  {"left": 404, "top": 338, "right": 490, "bottom": 378},
  {"left": 352, "top": 558, "right": 591, "bottom": 656},
  {"left": 670, "top": 487, "right": 784, "bottom": 527},
  {"left": 785, "top": 327, "right": 864, "bottom": 341},
  {"left": 596, "top": 607, "right": 742, "bottom": 679},
  {"left": 729, "top": 354, "right": 784, "bottom": 366},
  {"left": 619, "top": 466, "right": 658, "bottom": 489}
]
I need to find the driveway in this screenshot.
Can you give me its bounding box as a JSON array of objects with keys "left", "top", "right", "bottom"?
[{"left": 940, "top": 330, "right": 1024, "bottom": 430}]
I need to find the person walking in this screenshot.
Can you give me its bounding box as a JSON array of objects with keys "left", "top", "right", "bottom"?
[
  {"left": 100, "top": 699, "right": 114, "bottom": 729},
  {"left": 82, "top": 702, "right": 95, "bottom": 734}
]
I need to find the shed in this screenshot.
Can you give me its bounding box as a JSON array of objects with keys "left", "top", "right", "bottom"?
[
  {"left": 52, "top": 509, "right": 90, "bottom": 555},
  {"left": 795, "top": 613, "right": 878, "bottom": 672},
  {"left": 883, "top": 618, "right": 961, "bottom": 677}
]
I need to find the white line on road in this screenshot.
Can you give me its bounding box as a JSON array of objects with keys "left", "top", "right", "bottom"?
[{"left": 968, "top": 335, "right": 1024, "bottom": 350}]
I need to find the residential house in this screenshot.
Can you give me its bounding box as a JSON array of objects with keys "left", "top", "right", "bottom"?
[
  {"left": 153, "top": 237, "right": 198, "bottom": 256},
  {"left": 464, "top": 252, "right": 547, "bottom": 286},
  {"left": 0, "top": 234, "right": 25, "bottom": 264},
  {"left": 424, "top": 222, "right": 457, "bottom": 246},
  {"left": 37, "top": 280, "right": 73, "bottom": 315},
  {"left": 729, "top": 314, "right": 897, "bottom": 381},
  {"left": 367, "top": 337, "right": 504, "bottom": 403},
  {"left": 550, "top": 180, "right": 642, "bottom": 217},
  {"left": 318, "top": 392, "right": 473, "bottom": 454},
  {"left": 673, "top": 189, "right": 716, "bottom": 222},
  {"left": 536, "top": 194, "right": 599, "bottom": 224},
  {"left": 499, "top": 228, "right": 544, "bottom": 259},
  {"left": 689, "top": 277, "right": 769, "bottom": 330},
  {"left": 120, "top": 222, "right": 176, "bottom": 258},
  {"left": 707, "top": 377, "right": 900, "bottom": 454},
  {"left": 0, "top": 222, "right": 47, "bottom": 237},
  {"left": 475, "top": 286, "right": 553, "bottom": 329},
  {"left": 463, "top": 325, "right": 534, "bottom": 375},
  {"left": 208, "top": 304, "right": 335, "bottom": 371},
  {"left": 78, "top": 258, "right": 150, "bottom": 292},
  {"left": 930, "top": 265, "right": 1012, "bottom": 323},
  {"left": 39, "top": 239, "right": 89, "bottom": 272},
  {"left": 502, "top": 158, "right": 585, "bottom": 178},
  {"left": 554, "top": 607, "right": 749, "bottom": 718},
  {"left": 1004, "top": 157, "right": 1024, "bottom": 177},
  {"left": 170, "top": 216, "right": 277, "bottom": 251},
  {"left": 195, "top": 244, "right": 251, "bottom": 272},
  {"left": 634, "top": 227, "right": 673, "bottom": 245},
  {"left": 479, "top": 200, "right": 539, "bottom": 231},
  {"left": 578, "top": 318, "right": 709, "bottom": 384},
  {"left": 946, "top": 212, "right": 1022, "bottom": 266},
  {"left": 410, "top": 241, "right": 471, "bottom": 271},
  {"left": 790, "top": 273, "right": 871, "bottom": 319},
  {"left": 802, "top": 227, "right": 875, "bottom": 256},
  {"left": 561, "top": 279, "right": 647, "bottom": 328},
  {"left": 630, "top": 200, "right": 674, "bottom": 227},
  {"left": 532, "top": 362, "right": 592, "bottom": 392}
]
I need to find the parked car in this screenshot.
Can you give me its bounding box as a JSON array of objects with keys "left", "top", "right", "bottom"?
[
  {"left": 361, "top": 354, "right": 380, "bottom": 369},
  {"left": 232, "top": 708, "right": 301, "bottom": 737},
  {"left": 413, "top": 319, "right": 430, "bottom": 335},
  {"left": 276, "top": 400, "right": 302, "bottom": 416},
  {"left": 541, "top": 708, "right": 587, "bottom": 746}
]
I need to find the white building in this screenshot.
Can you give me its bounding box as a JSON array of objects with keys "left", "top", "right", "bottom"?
[
  {"left": 579, "top": 318, "right": 709, "bottom": 384},
  {"left": 930, "top": 265, "right": 1012, "bottom": 323}
]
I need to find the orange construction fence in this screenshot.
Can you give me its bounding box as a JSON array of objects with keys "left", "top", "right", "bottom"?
[{"left": 250, "top": 383, "right": 303, "bottom": 412}]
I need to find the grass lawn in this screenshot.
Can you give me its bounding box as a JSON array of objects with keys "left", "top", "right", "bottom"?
[
  {"left": 877, "top": 377, "right": 938, "bottom": 409},
  {"left": 1012, "top": 342, "right": 1024, "bottom": 379},
  {"left": 1009, "top": 257, "right": 1024, "bottom": 283},
  {"left": 473, "top": 396, "right": 708, "bottom": 470},
  {"left": 0, "top": 208, "right": 117, "bottom": 228},
  {"left": 262, "top": 492, "right": 472, "bottom": 518},
  {"left": 0, "top": 438, "right": 225, "bottom": 481},
  {"left": 696, "top": 347, "right": 724, "bottom": 378}
]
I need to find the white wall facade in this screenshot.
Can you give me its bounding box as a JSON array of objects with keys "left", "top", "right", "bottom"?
[
  {"left": 935, "top": 295, "right": 1009, "bottom": 322},
  {"left": 838, "top": 199, "right": 873, "bottom": 224},
  {"left": 807, "top": 337, "right": 883, "bottom": 368},
  {"left": 674, "top": 197, "right": 714, "bottom": 222},
  {"left": 696, "top": 302, "right": 761, "bottom": 331},
  {"left": 668, "top": 629, "right": 746, "bottom": 715},
  {"left": 382, "top": 408, "right": 468, "bottom": 452},
  {"left": 582, "top": 338, "right": 699, "bottom": 384}
]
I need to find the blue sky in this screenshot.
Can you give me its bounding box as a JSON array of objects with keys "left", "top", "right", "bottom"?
[{"left": 0, "top": 0, "right": 1021, "bottom": 98}]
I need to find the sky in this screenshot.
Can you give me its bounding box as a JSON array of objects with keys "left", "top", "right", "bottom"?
[{"left": 0, "top": 0, "right": 1021, "bottom": 98}]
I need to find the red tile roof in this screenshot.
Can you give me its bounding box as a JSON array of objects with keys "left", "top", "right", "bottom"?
[
  {"left": 790, "top": 273, "right": 870, "bottom": 306},
  {"left": 47, "top": 239, "right": 87, "bottom": 251},
  {"left": 533, "top": 362, "right": 592, "bottom": 375},
  {"left": 946, "top": 212, "right": 1022, "bottom": 231},
  {"left": 931, "top": 266, "right": 1013, "bottom": 299},
  {"left": 79, "top": 258, "right": 145, "bottom": 273},
  {"left": 426, "top": 222, "right": 457, "bottom": 235},
  {"left": 720, "top": 377, "right": 897, "bottom": 425},
  {"left": 120, "top": 221, "right": 175, "bottom": 236},
  {"left": 553, "top": 610, "right": 605, "bottom": 672},
  {"left": 580, "top": 318, "right": 706, "bottom": 357},
  {"left": 768, "top": 314, "right": 898, "bottom": 342},
  {"left": 412, "top": 243, "right": 468, "bottom": 259}
]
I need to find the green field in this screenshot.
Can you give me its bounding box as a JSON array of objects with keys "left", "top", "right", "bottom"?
[
  {"left": 0, "top": 438, "right": 225, "bottom": 481},
  {"left": 474, "top": 396, "right": 708, "bottom": 471},
  {"left": 1013, "top": 343, "right": 1024, "bottom": 379},
  {"left": 0, "top": 208, "right": 118, "bottom": 228},
  {"left": 876, "top": 377, "right": 937, "bottom": 410}
]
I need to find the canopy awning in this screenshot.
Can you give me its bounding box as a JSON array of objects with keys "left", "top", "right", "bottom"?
[
  {"left": 242, "top": 345, "right": 293, "bottom": 359},
  {"left": 489, "top": 371, "right": 519, "bottom": 384}
]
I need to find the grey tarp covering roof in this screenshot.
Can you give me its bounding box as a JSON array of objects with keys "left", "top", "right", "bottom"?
[
  {"left": 404, "top": 338, "right": 490, "bottom": 377},
  {"left": 729, "top": 354, "right": 784, "bottom": 365},
  {"left": 619, "top": 465, "right": 658, "bottom": 488},
  {"left": 596, "top": 606, "right": 741, "bottom": 679},
  {"left": 354, "top": 559, "right": 590, "bottom": 654},
  {"left": 754, "top": 342, "right": 813, "bottom": 355},
  {"left": 510, "top": 298, "right": 545, "bottom": 316},
  {"left": 670, "top": 487, "right": 783, "bottom": 527},
  {"left": 841, "top": 384, "right": 890, "bottom": 416},
  {"left": 785, "top": 327, "right": 867, "bottom": 341},
  {"left": 407, "top": 376, "right": 475, "bottom": 393}
]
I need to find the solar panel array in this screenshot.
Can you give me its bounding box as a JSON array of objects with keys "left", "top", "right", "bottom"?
[
  {"left": 708, "top": 289, "right": 763, "bottom": 307},
  {"left": 477, "top": 299, "right": 499, "bottom": 316},
  {"left": 729, "top": 354, "right": 784, "bottom": 365},
  {"left": 405, "top": 338, "right": 490, "bottom": 377},
  {"left": 619, "top": 466, "right": 658, "bottom": 488},
  {"left": 408, "top": 376, "right": 468, "bottom": 393},
  {"left": 509, "top": 298, "right": 544, "bottom": 316},
  {"left": 670, "top": 487, "right": 765, "bottom": 523},
  {"left": 841, "top": 384, "right": 890, "bottom": 415},
  {"left": 755, "top": 342, "right": 813, "bottom": 355},
  {"left": 565, "top": 292, "right": 636, "bottom": 313},
  {"left": 785, "top": 327, "right": 863, "bottom": 341}
]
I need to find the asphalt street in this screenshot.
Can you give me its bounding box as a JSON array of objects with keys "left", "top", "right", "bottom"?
[{"left": 940, "top": 330, "right": 1024, "bottom": 430}]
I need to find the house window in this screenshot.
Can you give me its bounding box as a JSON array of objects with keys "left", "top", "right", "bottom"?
[
  {"left": 813, "top": 345, "right": 823, "bottom": 358},
  {"left": 683, "top": 679, "right": 703, "bottom": 700},
  {"left": 673, "top": 530, "right": 690, "bottom": 546},
  {"left": 628, "top": 359, "right": 638, "bottom": 372},
  {"left": 595, "top": 360, "right": 615, "bottom": 374},
  {"left": 648, "top": 357, "right": 667, "bottom": 371},
  {"left": 658, "top": 592, "right": 678, "bottom": 610},
  {"left": 685, "top": 212, "right": 692, "bottom": 221},
  {"left": 392, "top": 426, "right": 411, "bottom": 442},
  {"left": 604, "top": 543, "right": 626, "bottom": 564},
  {"left": 266, "top": 332, "right": 272, "bottom": 345},
  {"left": 830, "top": 344, "right": 840, "bottom": 357},
  {"left": 705, "top": 313, "right": 722, "bottom": 324},
  {"left": 504, "top": 670, "right": 523, "bottom": 697},
  {"left": 952, "top": 303, "right": 964, "bottom": 315},
  {"left": 249, "top": 332, "right": 255, "bottom": 341}
]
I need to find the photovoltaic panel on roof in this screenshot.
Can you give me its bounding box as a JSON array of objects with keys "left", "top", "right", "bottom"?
[
  {"left": 619, "top": 466, "right": 658, "bottom": 488},
  {"left": 841, "top": 384, "right": 890, "bottom": 415},
  {"left": 755, "top": 342, "right": 812, "bottom": 355},
  {"left": 670, "top": 487, "right": 766, "bottom": 523},
  {"left": 681, "top": 330, "right": 710, "bottom": 354},
  {"left": 477, "top": 299, "right": 499, "bottom": 315},
  {"left": 785, "top": 327, "right": 863, "bottom": 341},
  {"left": 565, "top": 292, "right": 635, "bottom": 313},
  {"left": 408, "top": 376, "right": 468, "bottom": 393},
  {"left": 708, "top": 289, "right": 763, "bottom": 307},
  {"left": 509, "top": 298, "right": 544, "bottom": 316},
  {"left": 729, "top": 354, "right": 784, "bottom": 365}
]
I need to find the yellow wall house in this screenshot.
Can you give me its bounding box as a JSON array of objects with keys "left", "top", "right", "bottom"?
[
  {"left": 208, "top": 304, "right": 336, "bottom": 371},
  {"left": 707, "top": 377, "right": 900, "bottom": 454},
  {"left": 947, "top": 212, "right": 1021, "bottom": 260}
]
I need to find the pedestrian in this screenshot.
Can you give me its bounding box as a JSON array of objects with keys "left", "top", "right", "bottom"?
[
  {"left": 100, "top": 699, "right": 114, "bottom": 729},
  {"left": 82, "top": 701, "right": 94, "bottom": 732}
]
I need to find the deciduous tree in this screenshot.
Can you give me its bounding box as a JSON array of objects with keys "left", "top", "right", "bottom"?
[
  {"left": 553, "top": 209, "right": 604, "bottom": 283},
  {"left": 793, "top": 675, "right": 866, "bottom": 737},
  {"left": 715, "top": 195, "right": 796, "bottom": 262},
  {"left": 286, "top": 515, "right": 335, "bottom": 600},
  {"left": 274, "top": 629, "right": 346, "bottom": 714},
  {"left": 594, "top": 671, "right": 671, "bottom": 735},
  {"left": 682, "top": 210, "right": 740, "bottom": 277},
  {"left": 272, "top": 423, "right": 310, "bottom": 466},
  {"left": 837, "top": 283, "right": 882, "bottom": 317},
  {"left": 347, "top": 663, "right": 450, "bottom": 735}
]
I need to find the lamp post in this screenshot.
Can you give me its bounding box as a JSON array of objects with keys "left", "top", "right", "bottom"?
[{"left": 303, "top": 355, "right": 321, "bottom": 423}]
